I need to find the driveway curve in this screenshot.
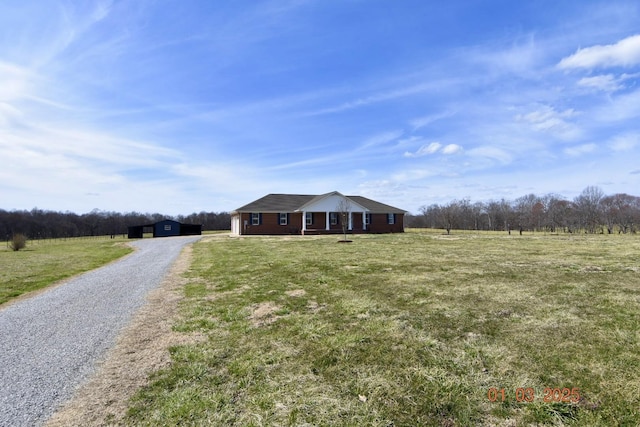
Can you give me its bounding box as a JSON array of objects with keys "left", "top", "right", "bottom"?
[{"left": 0, "top": 235, "right": 201, "bottom": 426}]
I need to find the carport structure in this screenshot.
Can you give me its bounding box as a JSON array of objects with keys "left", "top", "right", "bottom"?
[{"left": 127, "top": 219, "right": 202, "bottom": 238}]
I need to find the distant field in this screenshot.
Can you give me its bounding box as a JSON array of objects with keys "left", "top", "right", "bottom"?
[
  {"left": 125, "top": 231, "right": 640, "bottom": 426},
  {"left": 0, "top": 237, "right": 133, "bottom": 305}
]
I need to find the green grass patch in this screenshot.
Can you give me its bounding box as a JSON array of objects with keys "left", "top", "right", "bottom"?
[
  {"left": 0, "top": 236, "right": 133, "bottom": 305},
  {"left": 126, "top": 232, "right": 640, "bottom": 426}
]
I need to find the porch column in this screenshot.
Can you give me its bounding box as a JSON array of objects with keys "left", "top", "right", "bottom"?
[
  {"left": 326, "top": 211, "right": 330, "bottom": 230},
  {"left": 348, "top": 212, "right": 353, "bottom": 230},
  {"left": 362, "top": 212, "right": 367, "bottom": 231},
  {"left": 302, "top": 210, "right": 307, "bottom": 233}
]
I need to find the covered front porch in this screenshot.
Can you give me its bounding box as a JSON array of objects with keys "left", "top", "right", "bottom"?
[{"left": 298, "top": 210, "right": 369, "bottom": 235}]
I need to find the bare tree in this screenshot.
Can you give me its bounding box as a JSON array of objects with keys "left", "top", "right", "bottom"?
[
  {"left": 441, "top": 201, "right": 461, "bottom": 234},
  {"left": 337, "top": 197, "right": 352, "bottom": 242},
  {"left": 389, "top": 186, "right": 640, "bottom": 235},
  {"left": 419, "top": 204, "right": 442, "bottom": 229},
  {"left": 574, "top": 186, "right": 604, "bottom": 233},
  {"left": 601, "top": 193, "right": 640, "bottom": 234}
]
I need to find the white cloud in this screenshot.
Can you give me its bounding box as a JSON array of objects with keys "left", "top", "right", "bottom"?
[
  {"left": 404, "top": 142, "right": 441, "bottom": 158},
  {"left": 558, "top": 34, "right": 640, "bottom": 69},
  {"left": 395, "top": 136, "right": 423, "bottom": 148},
  {"left": 0, "top": 102, "right": 23, "bottom": 126},
  {"left": 466, "top": 146, "right": 512, "bottom": 164},
  {"left": 0, "top": 61, "right": 36, "bottom": 101},
  {"left": 442, "top": 144, "right": 463, "bottom": 154},
  {"left": 403, "top": 142, "right": 463, "bottom": 158},
  {"left": 304, "top": 78, "right": 459, "bottom": 116},
  {"left": 564, "top": 143, "right": 597, "bottom": 156},
  {"left": 356, "top": 180, "right": 408, "bottom": 207},
  {"left": 609, "top": 133, "right": 639, "bottom": 151},
  {"left": 592, "top": 89, "right": 640, "bottom": 122},
  {"left": 409, "top": 110, "right": 455, "bottom": 131},
  {"left": 391, "top": 169, "right": 435, "bottom": 181},
  {"left": 3, "top": 125, "right": 180, "bottom": 168},
  {"left": 360, "top": 130, "right": 404, "bottom": 149},
  {"left": 577, "top": 73, "right": 640, "bottom": 92},
  {"left": 516, "top": 105, "right": 581, "bottom": 140},
  {"left": 466, "top": 33, "right": 543, "bottom": 78},
  {"left": 578, "top": 74, "right": 621, "bottom": 92}
]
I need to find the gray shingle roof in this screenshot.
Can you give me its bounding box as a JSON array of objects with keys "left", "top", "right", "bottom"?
[
  {"left": 233, "top": 193, "right": 406, "bottom": 214},
  {"left": 346, "top": 196, "right": 406, "bottom": 214}
]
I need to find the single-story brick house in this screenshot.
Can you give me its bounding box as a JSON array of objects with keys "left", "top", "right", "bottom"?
[{"left": 230, "top": 191, "right": 406, "bottom": 235}]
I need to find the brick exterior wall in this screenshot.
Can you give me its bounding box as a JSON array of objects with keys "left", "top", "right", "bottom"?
[
  {"left": 240, "top": 212, "right": 303, "bottom": 235},
  {"left": 239, "top": 212, "right": 404, "bottom": 235},
  {"left": 367, "top": 213, "right": 404, "bottom": 233}
]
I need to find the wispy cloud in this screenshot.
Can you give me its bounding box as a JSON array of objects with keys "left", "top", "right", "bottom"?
[
  {"left": 466, "top": 146, "right": 513, "bottom": 165},
  {"left": 516, "top": 105, "right": 582, "bottom": 141},
  {"left": 404, "top": 142, "right": 441, "bottom": 158},
  {"left": 558, "top": 34, "right": 640, "bottom": 69},
  {"left": 403, "top": 142, "right": 462, "bottom": 158},
  {"left": 578, "top": 74, "right": 623, "bottom": 92},
  {"left": 592, "top": 89, "right": 640, "bottom": 122},
  {"left": 359, "top": 130, "right": 404, "bottom": 150},
  {"left": 564, "top": 143, "right": 597, "bottom": 156},
  {"left": 609, "top": 133, "right": 639, "bottom": 151},
  {"left": 303, "top": 79, "right": 456, "bottom": 116},
  {"left": 410, "top": 111, "right": 455, "bottom": 131}
]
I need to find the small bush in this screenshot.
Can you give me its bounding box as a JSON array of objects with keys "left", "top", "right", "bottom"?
[{"left": 10, "top": 234, "right": 27, "bottom": 251}]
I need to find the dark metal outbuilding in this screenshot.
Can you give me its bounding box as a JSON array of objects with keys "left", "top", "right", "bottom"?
[{"left": 127, "top": 219, "right": 202, "bottom": 238}]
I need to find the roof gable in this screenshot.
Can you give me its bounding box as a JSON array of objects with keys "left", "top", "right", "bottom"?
[{"left": 298, "top": 191, "right": 369, "bottom": 213}]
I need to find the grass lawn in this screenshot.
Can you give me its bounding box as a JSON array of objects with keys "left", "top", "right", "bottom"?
[
  {"left": 124, "top": 231, "right": 640, "bottom": 426},
  {"left": 0, "top": 237, "right": 133, "bottom": 305}
]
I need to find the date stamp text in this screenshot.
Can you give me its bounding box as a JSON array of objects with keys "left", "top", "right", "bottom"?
[{"left": 487, "top": 387, "right": 580, "bottom": 403}]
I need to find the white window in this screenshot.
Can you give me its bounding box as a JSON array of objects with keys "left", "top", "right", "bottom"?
[
  {"left": 387, "top": 213, "right": 395, "bottom": 224},
  {"left": 365, "top": 213, "right": 371, "bottom": 225},
  {"left": 251, "top": 213, "right": 260, "bottom": 226},
  {"left": 164, "top": 224, "right": 172, "bottom": 231},
  {"left": 306, "top": 212, "right": 313, "bottom": 226},
  {"left": 279, "top": 213, "right": 288, "bottom": 225},
  {"left": 330, "top": 212, "right": 338, "bottom": 225}
]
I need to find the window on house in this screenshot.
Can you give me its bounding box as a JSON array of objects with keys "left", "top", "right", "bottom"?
[
  {"left": 387, "top": 213, "right": 395, "bottom": 224},
  {"left": 279, "top": 213, "right": 288, "bottom": 225},
  {"left": 365, "top": 213, "right": 371, "bottom": 225},
  {"left": 330, "top": 212, "right": 338, "bottom": 225},
  {"left": 251, "top": 213, "right": 260, "bottom": 225},
  {"left": 306, "top": 212, "right": 313, "bottom": 226},
  {"left": 164, "top": 224, "right": 172, "bottom": 231}
]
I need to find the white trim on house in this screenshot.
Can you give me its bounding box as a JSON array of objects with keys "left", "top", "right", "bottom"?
[{"left": 296, "top": 191, "right": 368, "bottom": 213}]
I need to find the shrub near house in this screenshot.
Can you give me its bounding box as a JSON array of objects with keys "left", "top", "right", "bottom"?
[{"left": 10, "top": 234, "right": 27, "bottom": 251}]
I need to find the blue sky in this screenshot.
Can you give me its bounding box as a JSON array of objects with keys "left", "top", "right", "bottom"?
[{"left": 2, "top": 1, "right": 640, "bottom": 215}]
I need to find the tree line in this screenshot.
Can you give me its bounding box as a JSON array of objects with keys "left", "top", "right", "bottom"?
[
  {"left": 4, "top": 185, "right": 639, "bottom": 239},
  {"left": 0, "top": 208, "right": 231, "bottom": 240},
  {"left": 406, "top": 186, "right": 640, "bottom": 234}
]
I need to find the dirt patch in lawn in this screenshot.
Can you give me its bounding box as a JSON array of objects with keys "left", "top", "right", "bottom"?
[
  {"left": 46, "top": 242, "right": 205, "bottom": 427},
  {"left": 249, "top": 301, "right": 281, "bottom": 327},
  {"left": 285, "top": 289, "right": 306, "bottom": 297}
]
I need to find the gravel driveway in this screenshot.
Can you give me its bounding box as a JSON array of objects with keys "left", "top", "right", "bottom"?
[{"left": 0, "top": 236, "right": 201, "bottom": 426}]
